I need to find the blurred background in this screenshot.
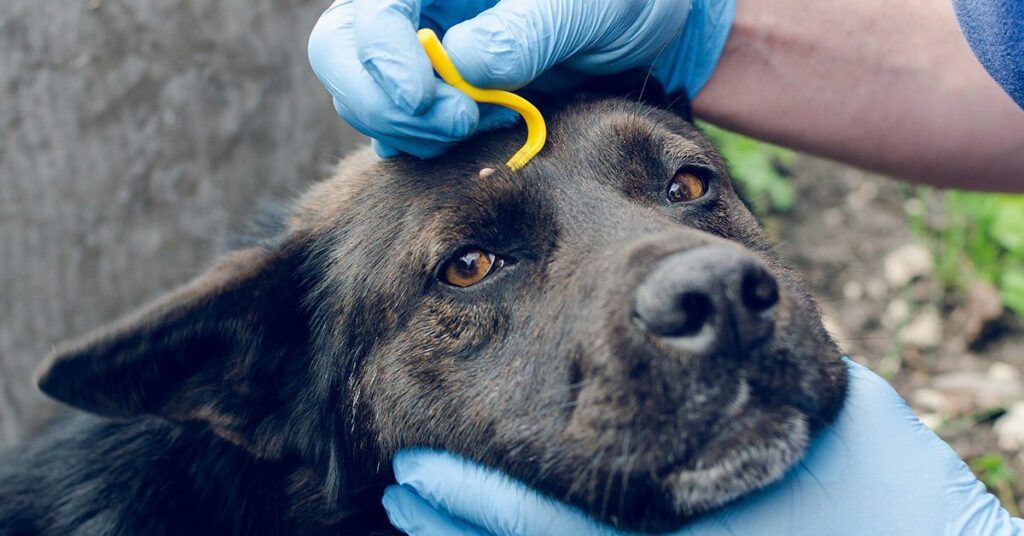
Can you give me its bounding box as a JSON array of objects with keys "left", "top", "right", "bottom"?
[
  {"left": 0, "top": 0, "right": 364, "bottom": 446},
  {"left": 2, "top": 0, "right": 1023, "bottom": 515}
]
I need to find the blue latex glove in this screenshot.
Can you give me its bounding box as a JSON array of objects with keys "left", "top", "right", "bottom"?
[
  {"left": 308, "top": 0, "right": 734, "bottom": 158},
  {"left": 382, "top": 360, "right": 1024, "bottom": 535}
]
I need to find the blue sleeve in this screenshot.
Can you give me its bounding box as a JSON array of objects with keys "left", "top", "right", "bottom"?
[{"left": 952, "top": 0, "right": 1024, "bottom": 109}]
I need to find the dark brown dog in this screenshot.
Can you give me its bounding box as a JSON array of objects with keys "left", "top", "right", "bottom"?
[{"left": 0, "top": 82, "right": 846, "bottom": 534}]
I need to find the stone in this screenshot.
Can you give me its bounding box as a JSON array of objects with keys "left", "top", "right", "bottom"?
[
  {"left": 949, "top": 281, "right": 1004, "bottom": 348},
  {"left": 821, "top": 311, "right": 848, "bottom": 351},
  {"left": 917, "top": 413, "right": 944, "bottom": 431},
  {"left": 912, "top": 388, "right": 947, "bottom": 412},
  {"left": 842, "top": 280, "right": 864, "bottom": 300},
  {"left": 883, "top": 299, "right": 910, "bottom": 329},
  {"left": 913, "top": 384, "right": 976, "bottom": 418},
  {"left": 883, "top": 244, "right": 933, "bottom": 288},
  {"left": 932, "top": 368, "right": 1024, "bottom": 413},
  {"left": 846, "top": 181, "right": 879, "bottom": 210},
  {"left": 996, "top": 402, "right": 1024, "bottom": 451},
  {"left": 903, "top": 198, "right": 925, "bottom": 218},
  {"left": 990, "top": 362, "right": 1020, "bottom": 382},
  {"left": 865, "top": 278, "right": 889, "bottom": 299},
  {"left": 822, "top": 208, "right": 844, "bottom": 227},
  {"left": 898, "top": 306, "right": 942, "bottom": 349}
]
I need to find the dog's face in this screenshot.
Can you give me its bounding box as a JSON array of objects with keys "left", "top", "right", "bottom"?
[{"left": 35, "top": 90, "right": 846, "bottom": 531}]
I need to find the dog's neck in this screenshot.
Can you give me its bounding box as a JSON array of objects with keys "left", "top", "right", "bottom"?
[{"left": 77, "top": 415, "right": 388, "bottom": 534}]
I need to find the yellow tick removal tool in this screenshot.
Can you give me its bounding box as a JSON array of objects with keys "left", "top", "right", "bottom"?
[{"left": 417, "top": 28, "right": 546, "bottom": 171}]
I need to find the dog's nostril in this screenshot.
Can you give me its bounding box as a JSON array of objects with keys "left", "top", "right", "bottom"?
[
  {"left": 633, "top": 290, "right": 713, "bottom": 338},
  {"left": 673, "top": 292, "right": 712, "bottom": 336},
  {"left": 741, "top": 268, "right": 779, "bottom": 313},
  {"left": 633, "top": 247, "right": 778, "bottom": 356}
]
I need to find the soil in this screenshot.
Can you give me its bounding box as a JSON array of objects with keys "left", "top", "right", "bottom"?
[{"left": 774, "top": 155, "right": 1024, "bottom": 513}]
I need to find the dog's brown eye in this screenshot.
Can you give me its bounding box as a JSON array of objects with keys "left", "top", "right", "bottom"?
[
  {"left": 441, "top": 248, "right": 502, "bottom": 287},
  {"left": 667, "top": 170, "right": 707, "bottom": 203}
]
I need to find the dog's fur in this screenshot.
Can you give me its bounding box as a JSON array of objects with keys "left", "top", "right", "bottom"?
[{"left": 0, "top": 80, "right": 847, "bottom": 534}]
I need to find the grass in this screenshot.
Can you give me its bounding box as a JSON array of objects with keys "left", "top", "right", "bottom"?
[
  {"left": 698, "top": 122, "right": 796, "bottom": 215},
  {"left": 970, "top": 453, "right": 1021, "bottom": 516},
  {"left": 704, "top": 125, "right": 1024, "bottom": 513},
  {"left": 907, "top": 190, "right": 1024, "bottom": 315},
  {"left": 703, "top": 122, "right": 1024, "bottom": 317}
]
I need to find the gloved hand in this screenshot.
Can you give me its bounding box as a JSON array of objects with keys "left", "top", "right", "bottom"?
[
  {"left": 308, "top": 0, "right": 734, "bottom": 158},
  {"left": 382, "top": 359, "right": 1024, "bottom": 535}
]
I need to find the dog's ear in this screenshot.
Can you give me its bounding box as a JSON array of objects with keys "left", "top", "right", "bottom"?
[
  {"left": 577, "top": 70, "right": 693, "bottom": 122},
  {"left": 35, "top": 237, "right": 314, "bottom": 457}
]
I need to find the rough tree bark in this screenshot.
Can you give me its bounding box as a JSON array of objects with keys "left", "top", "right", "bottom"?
[{"left": 0, "top": 0, "right": 363, "bottom": 450}]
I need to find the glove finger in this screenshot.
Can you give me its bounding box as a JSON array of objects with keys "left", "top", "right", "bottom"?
[
  {"left": 354, "top": 0, "right": 436, "bottom": 115},
  {"left": 839, "top": 360, "right": 1021, "bottom": 535},
  {"left": 562, "top": 0, "right": 691, "bottom": 73},
  {"left": 382, "top": 484, "right": 489, "bottom": 536},
  {"left": 680, "top": 359, "right": 1017, "bottom": 536},
  {"left": 441, "top": 0, "right": 695, "bottom": 90},
  {"left": 648, "top": 0, "right": 736, "bottom": 97},
  {"left": 340, "top": 107, "right": 468, "bottom": 159},
  {"left": 374, "top": 100, "right": 518, "bottom": 156},
  {"left": 308, "top": 1, "right": 360, "bottom": 100},
  {"left": 372, "top": 139, "right": 401, "bottom": 159},
  {"left": 393, "top": 449, "right": 622, "bottom": 536},
  {"left": 313, "top": 2, "right": 477, "bottom": 158},
  {"left": 365, "top": 85, "right": 480, "bottom": 158},
  {"left": 334, "top": 97, "right": 460, "bottom": 159},
  {"left": 330, "top": 71, "right": 479, "bottom": 159},
  {"left": 441, "top": 0, "right": 613, "bottom": 90}
]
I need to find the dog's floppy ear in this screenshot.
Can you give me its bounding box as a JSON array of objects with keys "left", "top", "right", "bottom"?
[
  {"left": 578, "top": 70, "right": 693, "bottom": 122},
  {"left": 35, "top": 237, "right": 313, "bottom": 457}
]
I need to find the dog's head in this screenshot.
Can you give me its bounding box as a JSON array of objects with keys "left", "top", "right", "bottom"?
[{"left": 35, "top": 79, "right": 846, "bottom": 531}]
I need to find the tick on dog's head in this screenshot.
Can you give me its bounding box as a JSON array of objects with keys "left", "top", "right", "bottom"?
[{"left": 34, "top": 76, "right": 846, "bottom": 531}]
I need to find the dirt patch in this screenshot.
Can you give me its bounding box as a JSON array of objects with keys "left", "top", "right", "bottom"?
[{"left": 774, "top": 155, "right": 1024, "bottom": 513}]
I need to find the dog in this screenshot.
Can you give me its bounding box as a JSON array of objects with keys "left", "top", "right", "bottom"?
[{"left": 0, "top": 78, "right": 847, "bottom": 534}]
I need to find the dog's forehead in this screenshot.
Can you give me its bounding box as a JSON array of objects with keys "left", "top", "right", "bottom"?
[
  {"left": 547, "top": 99, "right": 705, "bottom": 159},
  {"left": 286, "top": 99, "right": 708, "bottom": 234},
  {"left": 288, "top": 147, "right": 380, "bottom": 231}
]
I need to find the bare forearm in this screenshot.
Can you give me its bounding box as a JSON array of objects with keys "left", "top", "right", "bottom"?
[{"left": 693, "top": 0, "right": 1024, "bottom": 191}]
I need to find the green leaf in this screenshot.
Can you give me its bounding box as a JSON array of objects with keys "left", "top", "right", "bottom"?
[
  {"left": 971, "top": 453, "right": 1015, "bottom": 487},
  {"left": 908, "top": 189, "right": 1024, "bottom": 316},
  {"left": 1001, "top": 268, "right": 1024, "bottom": 315},
  {"left": 698, "top": 122, "right": 795, "bottom": 215},
  {"left": 991, "top": 201, "right": 1024, "bottom": 254}
]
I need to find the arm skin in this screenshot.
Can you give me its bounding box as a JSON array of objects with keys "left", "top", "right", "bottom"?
[{"left": 693, "top": 0, "right": 1024, "bottom": 192}]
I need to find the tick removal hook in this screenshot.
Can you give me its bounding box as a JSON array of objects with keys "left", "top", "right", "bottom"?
[{"left": 417, "top": 28, "right": 546, "bottom": 171}]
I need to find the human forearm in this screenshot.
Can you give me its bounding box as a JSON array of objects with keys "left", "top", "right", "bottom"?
[{"left": 693, "top": 0, "right": 1024, "bottom": 191}]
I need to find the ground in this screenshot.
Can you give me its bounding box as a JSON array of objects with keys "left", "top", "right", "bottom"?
[{"left": 774, "top": 154, "right": 1024, "bottom": 515}]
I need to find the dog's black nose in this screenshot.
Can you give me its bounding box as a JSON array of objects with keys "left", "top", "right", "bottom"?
[{"left": 633, "top": 246, "right": 778, "bottom": 355}]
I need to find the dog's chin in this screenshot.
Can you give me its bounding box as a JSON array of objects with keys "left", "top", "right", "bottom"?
[
  {"left": 659, "top": 406, "right": 809, "bottom": 524},
  {"left": 574, "top": 405, "right": 811, "bottom": 533}
]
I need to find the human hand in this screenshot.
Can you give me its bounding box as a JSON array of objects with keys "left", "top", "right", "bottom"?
[
  {"left": 382, "top": 359, "right": 1024, "bottom": 535},
  {"left": 308, "top": 0, "right": 734, "bottom": 158}
]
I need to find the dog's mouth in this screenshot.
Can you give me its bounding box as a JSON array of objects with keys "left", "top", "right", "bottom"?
[
  {"left": 660, "top": 404, "right": 809, "bottom": 517},
  {"left": 543, "top": 343, "right": 839, "bottom": 531},
  {"left": 545, "top": 400, "right": 812, "bottom": 532}
]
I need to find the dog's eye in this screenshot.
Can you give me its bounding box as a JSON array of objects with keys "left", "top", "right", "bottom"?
[
  {"left": 667, "top": 169, "right": 707, "bottom": 203},
  {"left": 440, "top": 248, "right": 504, "bottom": 287}
]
